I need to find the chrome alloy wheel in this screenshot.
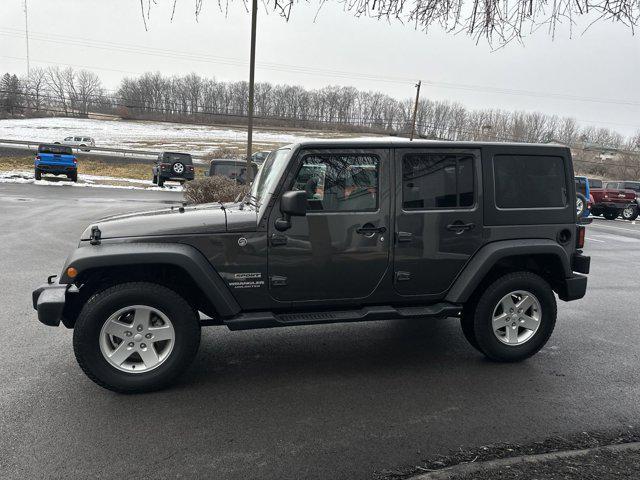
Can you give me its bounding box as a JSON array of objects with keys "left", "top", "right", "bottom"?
[
  {"left": 172, "top": 162, "right": 185, "bottom": 174},
  {"left": 491, "top": 291, "right": 541, "bottom": 346},
  {"left": 99, "top": 305, "right": 175, "bottom": 373},
  {"left": 576, "top": 197, "right": 584, "bottom": 215},
  {"left": 623, "top": 206, "right": 634, "bottom": 219}
]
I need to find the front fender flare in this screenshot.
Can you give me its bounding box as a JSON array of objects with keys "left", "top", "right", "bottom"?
[
  {"left": 61, "top": 242, "right": 241, "bottom": 318},
  {"left": 445, "top": 239, "right": 572, "bottom": 303}
]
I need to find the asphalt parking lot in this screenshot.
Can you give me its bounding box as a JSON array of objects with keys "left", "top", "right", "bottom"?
[{"left": 1, "top": 183, "right": 639, "bottom": 480}]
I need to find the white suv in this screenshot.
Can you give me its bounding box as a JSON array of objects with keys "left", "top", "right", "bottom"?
[{"left": 56, "top": 136, "right": 96, "bottom": 151}]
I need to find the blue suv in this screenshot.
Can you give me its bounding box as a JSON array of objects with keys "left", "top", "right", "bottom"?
[{"left": 35, "top": 144, "right": 78, "bottom": 182}]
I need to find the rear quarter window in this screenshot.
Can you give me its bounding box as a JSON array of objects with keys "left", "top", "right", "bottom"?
[{"left": 494, "top": 155, "right": 567, "bottom": 209}]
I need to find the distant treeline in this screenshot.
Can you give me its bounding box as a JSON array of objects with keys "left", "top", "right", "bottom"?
[{"left": 1, "top": 67, "right": 638, "bottom": 151}]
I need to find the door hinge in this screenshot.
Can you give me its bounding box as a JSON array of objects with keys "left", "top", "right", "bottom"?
[
  {"left": 395, "top": 271, "right": 411, "bottom": 282},
  {"left": 270, "top": 234, "right": 287, "bottom": 246},
  {"left": 270, "top": 275, "right": 288, "bottom": 287}
]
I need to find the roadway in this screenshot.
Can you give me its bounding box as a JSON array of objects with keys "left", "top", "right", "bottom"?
[{"left": 0, "top": 183, "right": 638, "bottom": 479}]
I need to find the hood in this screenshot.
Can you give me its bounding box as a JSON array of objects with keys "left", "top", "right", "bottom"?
[{"left": 80, "top": 203, "right": 257, "bottom": 240}]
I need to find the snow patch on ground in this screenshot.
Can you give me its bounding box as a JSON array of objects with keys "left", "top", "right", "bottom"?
[
  {"left": 0, "top": 117, "right": 322, "bottom": 154},
  {"left": 0, "top": 170, "right": 183, "bottom": 191}
]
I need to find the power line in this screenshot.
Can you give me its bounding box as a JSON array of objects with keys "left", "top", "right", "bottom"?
[{"left": 2, "top": 28, "right": 639, "bottom": 108}]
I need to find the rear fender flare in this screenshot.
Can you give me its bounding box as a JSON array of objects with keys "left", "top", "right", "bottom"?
[{"left": 445, "top": 239, "right": 571, "bottom": 303}]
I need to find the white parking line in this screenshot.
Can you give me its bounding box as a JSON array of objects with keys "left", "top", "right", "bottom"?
[
  {"left": 589, "top": 221, "right": 640, "bottom": 234},
  {"left": 588, "top": 233, "right": 640, "bottom": 243}
]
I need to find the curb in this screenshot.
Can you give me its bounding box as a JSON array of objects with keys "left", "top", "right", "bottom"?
[{"left": 408, "top": 441, "right": 640, "bottom": 480}]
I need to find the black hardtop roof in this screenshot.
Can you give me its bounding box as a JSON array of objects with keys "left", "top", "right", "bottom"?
[
  {"left": 210, "top": 158, "right": 258, "bottom": 165},
  {"left": 162, "top": 151, "right": 192, "bottom": 156},
  {"left": 285, "top": 138, "right": 571, "bottom": 151}
]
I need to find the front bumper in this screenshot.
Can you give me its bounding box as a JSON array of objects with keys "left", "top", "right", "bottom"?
[{"left": 32, "top": 279, "right": 73, "bottom": 327}]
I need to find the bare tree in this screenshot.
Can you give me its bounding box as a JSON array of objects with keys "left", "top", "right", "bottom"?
[{"left": 142, "top": 0, "right": 639, "bottom": 45}]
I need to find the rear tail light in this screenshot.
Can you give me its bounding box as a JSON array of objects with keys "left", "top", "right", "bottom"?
[
  {"left": 35, "top": 155, "right": 40, "bottom": 160},
  {"left": 73, "top": 158, "right": 77, "bottom": 164},
  {"left": 576, "top": 225, "right": 586, "bottom": 249}
]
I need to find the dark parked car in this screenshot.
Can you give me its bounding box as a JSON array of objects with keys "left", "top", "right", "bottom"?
[
  {"left": 34, "top": 144, "right": 78, "bottom": 182},
  {"left": 152, "top": 152, "right": 195, "bottom": 187},
  {"left": 32, "top": 140, "right": 589, "bottom": 393},
  {"left": 207, "top": 159, "right": 258, "bottom": 184},
  {"left": 251, "top": 150, "right": 271, "bottom": 164}
]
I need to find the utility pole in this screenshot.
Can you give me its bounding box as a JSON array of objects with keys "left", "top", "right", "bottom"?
[
  {"left": 24, "top": 0, "right": 30, "bottom": 77},
  {"left": 409, "top": 80, "right": 421, "bottom": 141},
  {"left": 246, "top": 0, "right": 258, "bottom": 181}
]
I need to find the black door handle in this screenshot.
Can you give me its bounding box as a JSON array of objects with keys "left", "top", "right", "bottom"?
[
  {"left": 446, "top": 222, "right": 475, "bottom": 232},
  {"left": 356, "top": 225, "right": 387, "bottom": 236}
]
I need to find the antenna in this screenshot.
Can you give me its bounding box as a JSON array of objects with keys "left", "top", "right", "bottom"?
[{"left": 24, "top": 0, "right": 30, "bottom": 76}]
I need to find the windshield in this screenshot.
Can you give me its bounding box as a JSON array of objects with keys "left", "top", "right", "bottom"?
[
  {"left": 38, "top": 144, "right": 73, "bottom": 155},
  {"left": 623, "top": 182, "right": 640, "bottom": 192},
  {"left": 164, "top": 153, "right": 192, "bottom": 164},
  {"left": 250, "top": 147, "right": 292, "bottom": 215}
]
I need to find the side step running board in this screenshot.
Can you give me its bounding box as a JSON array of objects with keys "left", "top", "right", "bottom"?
[{"left": 223, "top": 303, "right": 462, "bottom": 331}]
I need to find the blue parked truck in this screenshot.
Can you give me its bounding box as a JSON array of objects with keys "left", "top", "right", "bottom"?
[{"left": 35, "top": 144, "right": 78, "bottom": 182}]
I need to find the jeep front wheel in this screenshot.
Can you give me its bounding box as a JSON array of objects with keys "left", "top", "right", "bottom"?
[
  {"left": 470, "top": 272, "right": 557, "bottom": 362},
  {"left": 73, "top": 282, "right": 201, "bottom": 393},
  {"left": 603, "top": 209, "right": 619, "bottom": 220}
]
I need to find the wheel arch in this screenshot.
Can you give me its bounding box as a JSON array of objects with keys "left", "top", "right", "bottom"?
[
  {"left": 61, "top": 243, "right": 240, "bottom": 327},
  {"left": 446, "top": 240, "right": 572, "bottom": 304}
]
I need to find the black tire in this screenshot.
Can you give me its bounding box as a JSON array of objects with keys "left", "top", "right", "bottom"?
[
  {"left": 73, "top": 282, "right": 201, "bottom": 393},
  {"left": 461, "top": 300, "right": 481, "bottom": 352},
  {"left": 68, "top": 172, "right": 78, "bottom": 182},
  {"left": 470, "top": 271, "right": 557, "bottom": 362},
  {"left": 603, "top": 210, "right": 619, "bottom": 220},
  {"left": 590, "top": 208, "right": 602, "bottom": 217},
  {"left": 34, "top": 169, "right": 41, "bottom": 180},
  {"left": 157, "top": 177, "right": 164, "bottom": 187},
  {"left": 576, "top": 193, "right": 587, "bottom": 218},
  {"left": 621, "top": 205, "right": 639, "bottom": 221}
]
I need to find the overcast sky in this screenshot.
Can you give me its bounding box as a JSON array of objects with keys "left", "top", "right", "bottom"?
[{"left": 1, "top": 0, "right": 639, "bottom": 136}]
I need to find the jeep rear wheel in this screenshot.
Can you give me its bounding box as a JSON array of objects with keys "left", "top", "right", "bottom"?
[
  {"left": 73, "top": 282, "right": 200, "bottom": 393},
  {"left": 470, "top": 272, "right": 557, "bottom": 362}
]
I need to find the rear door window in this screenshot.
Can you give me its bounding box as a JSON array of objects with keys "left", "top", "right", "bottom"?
[
  {"left": 588, "top": 179, "right": 602, "bottom": 189},
  {"left": 401, "top": 153, "right": 475, "bottom": 210},
  {"left": 494, "top": 155, "right": 567, "bottom": 209}
]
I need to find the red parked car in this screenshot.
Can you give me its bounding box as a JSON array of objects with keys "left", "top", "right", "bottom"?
[{"left": 588, "top": 178, "right": 637, "bottom": 220}]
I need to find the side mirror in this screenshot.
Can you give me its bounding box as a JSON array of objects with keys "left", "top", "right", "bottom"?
[{"left": 275, "top": 191, "right": 307, "bottom": 231}]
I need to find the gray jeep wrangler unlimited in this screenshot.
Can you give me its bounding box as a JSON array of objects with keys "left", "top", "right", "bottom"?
[{"left": 32, "top": 140, "right": 590, "bottom": 393}]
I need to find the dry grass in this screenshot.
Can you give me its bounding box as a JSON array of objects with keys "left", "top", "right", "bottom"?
[{"left": 0, "top": 155, "right": 207, "bottom": 180}]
